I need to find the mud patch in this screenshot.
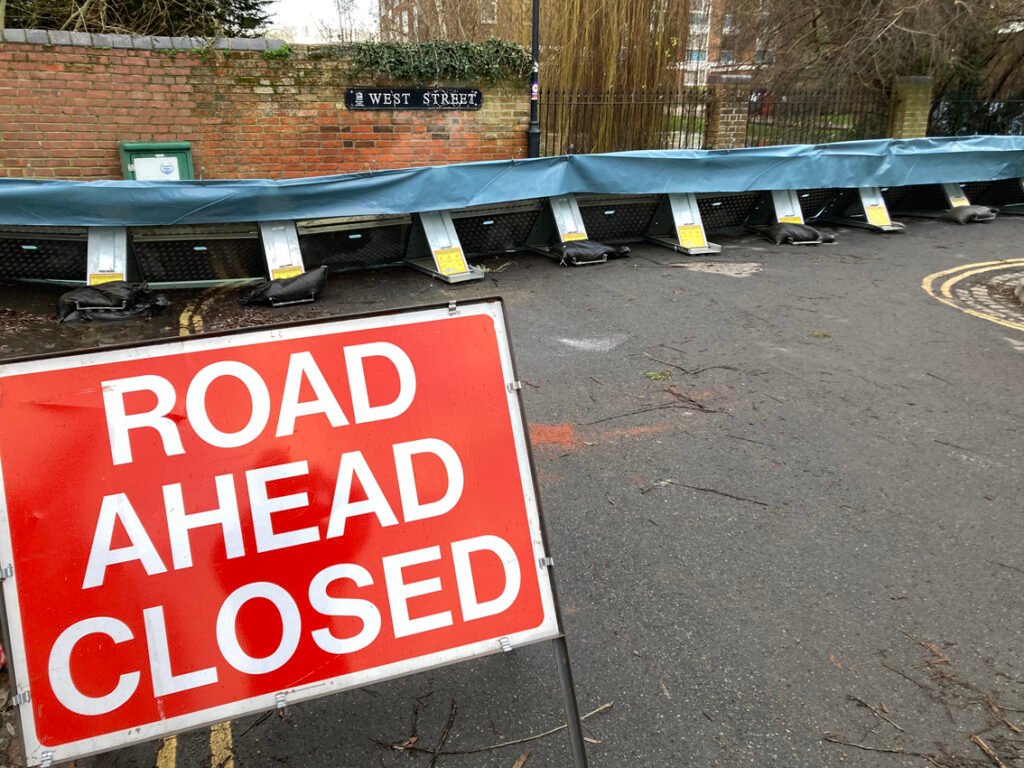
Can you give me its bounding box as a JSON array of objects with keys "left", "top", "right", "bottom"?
[
  {"left": 673, "top": 261, "right": 762, "bottom": 278},
  {"left": 553, "top": 334, "right": 630, "bottom": 352},
  {"left": 529, "top": 422, "right": 672, "bottom": 451},
  {"left": 529, "top": 423, "right": 581, "bottom": 448}
]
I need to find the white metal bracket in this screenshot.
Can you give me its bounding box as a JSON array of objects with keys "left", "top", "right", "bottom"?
[
  {"left": 406, "top": 211, "right": 484, "bottom": 283},
  {"left": 86, "top": 226, "right": 129, "bottom": 286},
  {"left": 815, "top": 187, "right": 905, "bottom": 232},
  {"left": 548, "top": 195, "right": 588, "bottom": 244},
  {"left": 771, "top": 190, "right": 805, "bottom": 225},
  {"left": 499, "top": 636, "right": 513, "bottom": 653},
  {"left": 259, "top": 220, "right": 306, "bottom": 281},
  {"left": 646, "top": 193, "right": 721, "bottom": 255},
  {"left": 855, "top": 187, "right": 905, "bottom": 232},
  {"left": 941, "top": 183, "right": 971, "bottom": 209}
]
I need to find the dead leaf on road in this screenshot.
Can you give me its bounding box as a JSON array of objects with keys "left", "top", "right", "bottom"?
[{"left": 512, "top": 748, "right": 532, "bottom": 768}]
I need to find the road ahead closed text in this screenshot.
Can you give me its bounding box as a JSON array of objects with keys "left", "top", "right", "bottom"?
[{"left": 0, "top": 302, "right": 557, "bottom": 762}]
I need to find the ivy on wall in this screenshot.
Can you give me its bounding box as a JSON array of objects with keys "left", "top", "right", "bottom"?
[{"left": 311, "top": 38, "right": 532, "bottom": 84}]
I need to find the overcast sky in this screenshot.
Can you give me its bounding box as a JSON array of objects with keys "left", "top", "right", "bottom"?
[{"left": 267, "top": 0, "right": 377, "bottom": 42}]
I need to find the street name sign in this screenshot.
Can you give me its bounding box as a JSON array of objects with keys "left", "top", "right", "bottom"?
[
  {"left": 0, "top": 299, "right": 559, "bottom": 765},
  {"left": 345, "top": 87, "right": 483, "bottom": 111}
]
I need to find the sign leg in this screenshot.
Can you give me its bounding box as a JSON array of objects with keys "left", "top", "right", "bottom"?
[{"left": 552, "top": 635, "right": 589, "bottom": 767}]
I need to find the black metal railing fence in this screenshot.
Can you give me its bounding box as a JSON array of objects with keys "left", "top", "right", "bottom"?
[
  {"left": 744, "top": 89, "right": 891, "bottom": 146},
  {"left": 539, "top": 88, "right": 709, "bottom": 156},
  {"left": 928, "top": 95, "right": 1024, "bottom": 136}
]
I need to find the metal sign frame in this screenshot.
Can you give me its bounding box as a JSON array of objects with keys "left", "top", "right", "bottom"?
[{"left": 0, "top": 299, "right": 587, "bottom": 767}]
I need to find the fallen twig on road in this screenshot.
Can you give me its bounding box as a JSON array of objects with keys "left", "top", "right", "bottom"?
[
  {"left": 848, "top": 695, "right": 905, "bottom": 732},
  {"left": 823, "top": 734, "right": 913, "bottom": 755},
  {"left": 377, "top": 702, "right": 614, "bottom": 758},
  {"left": 971, "top": 734, "right": 1009, "bottom": 768},
  {"left": 676, "top": 483, "right": 770, "bottom": 507},
  {"left": 992, "top": 560, "right": 1024, "bottom": 577},
  {"left": 580, "top": 398, "right": 719, "bottom": 425},
  {"left": 642, "top": 351, "right": 740, "bottom": 377},
  {"left": 428, "top": 700, "right": 458, "bottom": 768},
  {"left": 880, "top": 662, "right": 935, "bottom": 693}
]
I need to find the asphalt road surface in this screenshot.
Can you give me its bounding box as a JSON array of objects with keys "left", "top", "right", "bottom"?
[{"left": 1, "top": 215, "right": 1022, "bottom": 768}]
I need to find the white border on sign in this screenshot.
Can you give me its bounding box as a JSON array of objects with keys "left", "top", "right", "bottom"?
[{"left": 0, "top": 300, "right": 560, "bottom": 766}]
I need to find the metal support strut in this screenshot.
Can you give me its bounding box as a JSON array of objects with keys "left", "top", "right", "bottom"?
[{"left": 646, "top": 193, "right": 721, "bottom": 255}]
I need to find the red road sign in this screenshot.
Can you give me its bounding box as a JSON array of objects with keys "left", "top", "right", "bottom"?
[{"left": 0, "top": 299, "right": 559, "bottom": 765}]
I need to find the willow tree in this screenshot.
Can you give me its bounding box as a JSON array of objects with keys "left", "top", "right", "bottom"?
[{"left": 540, "top": 0, "right": 689, "bottom": 153}]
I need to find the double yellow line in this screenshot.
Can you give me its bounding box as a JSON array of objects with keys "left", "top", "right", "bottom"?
[
  {"left": 921, "top": 258, "right": 1024, "bottom": 333},
  {"left": 156, "top": 722, "right": 233, "bottom": 768},
  {"left": 157, "top": 292, "right": 235, "bottom": 768}
]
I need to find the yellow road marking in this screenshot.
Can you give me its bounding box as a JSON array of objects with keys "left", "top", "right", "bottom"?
[
  {"left": 921, "top": 259, "right": 1024, "bottom": 333},
  {"left": 178, "top": 288, "right": 225, "bottom": 336},
  {"left": 920, "top": 258, "right": 1024, "bottom": 293},
  {"left": 211, "top": 721, "right": 235, "bottom": 768},
  {"left": 173, "top": 287, "right": 235, "bottom": 768},
  {"left": 156, "top": 735, "right": 177, "bottom": 768}
]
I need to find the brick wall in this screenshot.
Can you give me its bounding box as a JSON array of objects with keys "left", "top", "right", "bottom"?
[
  {"left": 704, "top": 82, "right": 749, "bottom": 149},
  {"left": 0, "top": 32, "right": 529, "bottom": 180},
  {"left": 889, "top": 76, "right": 933, "bottom": 140}
]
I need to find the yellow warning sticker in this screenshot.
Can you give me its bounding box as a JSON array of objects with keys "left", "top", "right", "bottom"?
[
  {"left": 676, "top": 224, "right": 706, "bottom": 250},
  {"left": 271, "top": 266, "right": 305, "bottom": 280},
  {"left": 562, "top": 231, "right": 587, "bottom": 242},
  {"left": 778, "top": 216, "right": 803, "bottom": 225},
  {"left": 865, "top": 204, "right": 891, "bottom": 228},
  {"left": 434, "top": 247, "right": 468, "bottom": 276},
  {"left": 88, "top": 273, "right": 124, "bottom": 286},
  {"left": 950, "top": 195, "right": 970, "bottom": 208}
]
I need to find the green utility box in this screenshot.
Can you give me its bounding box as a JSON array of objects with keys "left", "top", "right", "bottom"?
[{"left": 118, "top": 141, "right": 195, "bottom": 181}]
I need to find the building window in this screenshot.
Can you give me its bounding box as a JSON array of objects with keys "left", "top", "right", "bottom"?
[
  {"left": 687, "top": 49, "right": 708, "bottom": 62},
  {"left": 720, "top": 50, "right": 736, "bottom": 64},
  {"left": 691, "top": 12, "right": 709, "bottom": 25}
]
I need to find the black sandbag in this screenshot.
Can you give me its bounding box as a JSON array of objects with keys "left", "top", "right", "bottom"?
[
  {"left": 553, "top": 240, "right": 630, "bottom": 266},
  {"left": 241, "top": 266, "right": 329, "bottom": 306},
  {"left": 58, "top": 281, "right": 169, "bottom": 322},
  {"left": 939, "top": 205, "right": 997, "bottom": 224},
  {"left": 760, "top": 222, "right": 836, "bottom": 245}
]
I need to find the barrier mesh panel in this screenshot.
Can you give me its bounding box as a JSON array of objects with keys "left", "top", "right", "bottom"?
[
  {"left": 797, "top": 188, "right": 838, "bottom": 220},
  {"left": 133, "top": 235, "right": 265, "bottom": 282},
  {"left": 578, "top": 199, "right": 660, "bottom": 242},
  {"left": 977, "top": 178, "right": 1024, "bottom": 206},
  {"left": 454, "top": 210, "right": 540, "bottom": 256},
  {"left": 883, "top": 184, "right": 949, "bottom": 211},
  {"left": 0, "top": 231, "right": 87, "bottom": 281},
  {"left": 960, "top": 182, "right": 992, "bottom": 201},
  {"left": 299, "top": 223, "right": 409, "bottom": 271},
  {"left": 697, "top": 193, "right": 761, "bottom": 230}
]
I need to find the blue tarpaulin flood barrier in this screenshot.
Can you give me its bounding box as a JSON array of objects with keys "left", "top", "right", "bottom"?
[{"left": 2, "top": 136, "right": 1024, "bottom": 227}]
